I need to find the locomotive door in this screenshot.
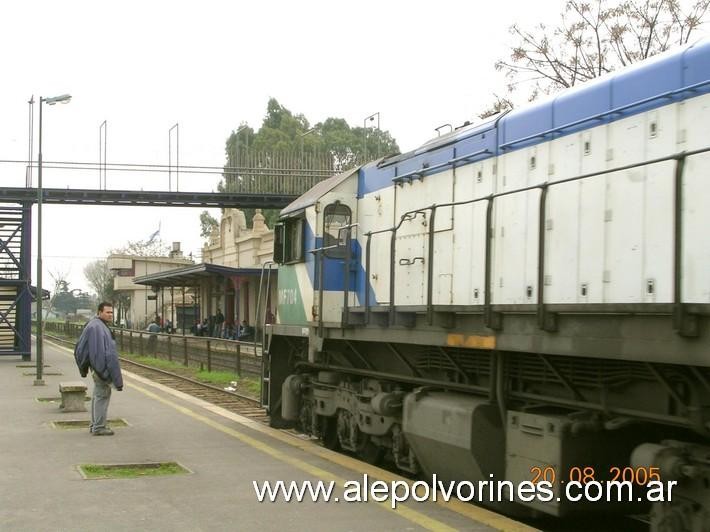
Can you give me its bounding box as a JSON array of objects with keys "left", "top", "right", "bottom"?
[{"left": 395, "top": 233, "right": 426, "bottom": 306}]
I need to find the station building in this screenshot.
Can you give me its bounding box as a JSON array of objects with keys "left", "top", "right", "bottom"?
[{"left": 125, "top": 209, "right": 277, "bottom": 335}]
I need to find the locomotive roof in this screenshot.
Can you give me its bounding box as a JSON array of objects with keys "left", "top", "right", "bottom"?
[
  {"left": 280, "top": 166, "right": 360, "bottom": 217},
  {"left": 359, "top": 37, "right": 710, "bottom": 197}
]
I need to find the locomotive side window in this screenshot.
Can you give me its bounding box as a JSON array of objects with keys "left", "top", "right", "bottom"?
[
  {"left": 273, "top": 223, "right": 284, "bottom": 264},
  {"left": 323, "top": 202, "right": 351, "bottom": 259},
  {"left": 282, "top": 216, "right": 305, "bottom": 264}
]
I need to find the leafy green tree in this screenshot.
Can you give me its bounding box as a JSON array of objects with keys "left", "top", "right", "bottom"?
[
  {"left": 220, "top": 98, "right": 400, "bottom": 229},
  {"left": 199, "top": 210, "right": 219, "bottom": 239}
]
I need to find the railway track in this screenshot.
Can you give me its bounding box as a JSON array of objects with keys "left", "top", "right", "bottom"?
[{"left": 45, "top": 333, "right": 269, "bottom": 423}]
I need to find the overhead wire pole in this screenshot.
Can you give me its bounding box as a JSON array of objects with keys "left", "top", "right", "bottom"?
[
  {"left": 299, "top": 128, "right": 316, "bottom": 168},
  {"left": 235, "top": 124, "right": 248, "bottom": 188},
  {"left": 168, "top": 123, "right": 179, "bottom": 192},
  {"left": 362, "top": 112, "right": 379, "bottom": 163},
  {"left": 26, "top": 96, "right": 34, "bottom": 187},
  {"left": 99, "top": 120, "right": 107, "bottom": 189}
]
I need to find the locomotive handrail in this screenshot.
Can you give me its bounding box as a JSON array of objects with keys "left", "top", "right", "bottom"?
[
  {"left": 308, "top": 223, "right": 359, "bottom": 336},
  {"left": 339, "top": 223, "right": 358, "bottom": 331},
  {"left": 499, "top": 79, "right": 710, "bottom": 151},
  {"left": 392, "top": 149, "right": 492, "bottom": 184},
  {"left": 362, "top": 144, "right": 710, "bottom": 330},
  {"left": 255, "top": 261, "right": 276, "bottom": 355}
]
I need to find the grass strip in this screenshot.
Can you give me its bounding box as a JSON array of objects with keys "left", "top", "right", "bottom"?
[
  {"left": 125, "top": 354, "right": 261, "bottom": 397},
  {"left": 79, "top": 462, "right": 188, "bottom": 479},
  {"left": 40, "top": 330, "right": 262, "bottom": 398}
]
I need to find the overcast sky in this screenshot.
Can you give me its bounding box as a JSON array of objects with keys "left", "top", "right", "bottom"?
[{"left": 1, "top": 0, "right": 566, "bottom": 293}]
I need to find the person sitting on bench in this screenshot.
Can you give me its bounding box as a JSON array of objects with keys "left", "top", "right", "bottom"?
[{"left": 238, "top": 320, "right": 253, "bottom": 340}]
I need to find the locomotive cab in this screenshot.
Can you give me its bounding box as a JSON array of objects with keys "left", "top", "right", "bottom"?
[{"left": 273, "top": 167, "right": 360, "bottom": 329}]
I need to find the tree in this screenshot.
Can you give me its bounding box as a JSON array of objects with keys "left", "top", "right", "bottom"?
[
  {"left": 478, "top": 94, "right": 515, "bottom": 120},
  {"left": 84, "top": 260, "right": 116, "bottom": 303},
  {"left": 224, "top": 98, "right": 400, "bottom": 172},
  {"left": 495, "top": 0, "right": 710, "bottom": 101},
  {"left": 220, "top": 98, "right": 401, "bottom": 229},
  {"left": 199, "top": 210, "right": 219, "bottom": 239},
  {"left": 46, "top": 268, "right": 70, "bottom": 318}
]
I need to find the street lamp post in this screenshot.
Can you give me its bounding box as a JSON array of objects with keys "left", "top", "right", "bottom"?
[
  {"left": 362, "top": 112, "right": 380, "bottom": 163},
  {"left": 35, "top": 93, "right": 72, "bottom": 386}
]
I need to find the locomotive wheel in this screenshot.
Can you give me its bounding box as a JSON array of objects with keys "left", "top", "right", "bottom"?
[
  {"left": 320, "top": 416, "right": 340, "bottom": 451},
  {"left": 357, "top": 437, "right": 385, "bottom": 465}
]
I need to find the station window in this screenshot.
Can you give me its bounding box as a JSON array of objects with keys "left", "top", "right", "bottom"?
[
  {"left": 323, "top": 202, "right": 351, "bottom": 259},
  {"left": 274, "top": 216, "right": 305, "bottom": 264}
]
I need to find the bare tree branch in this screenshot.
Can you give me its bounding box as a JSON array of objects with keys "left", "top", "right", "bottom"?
[{"left": 494, "top": 0, "right": 710, "bottom": 102}]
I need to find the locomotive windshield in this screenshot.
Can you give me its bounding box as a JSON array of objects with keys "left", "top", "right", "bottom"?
[{"left": 323, "top": 202, "right": 351, "bottom": 258}]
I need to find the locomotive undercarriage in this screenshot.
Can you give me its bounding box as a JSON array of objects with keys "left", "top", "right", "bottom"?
[{"left": 271, "top": 328, "right": 710, "bottom": 526}]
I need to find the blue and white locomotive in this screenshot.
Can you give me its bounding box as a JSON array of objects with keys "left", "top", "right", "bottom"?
[{"left": 266, "top": 39, "right": 710, "bottom": 526}]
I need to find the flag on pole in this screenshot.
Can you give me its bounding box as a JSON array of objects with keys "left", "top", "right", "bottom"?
[{"left": 147, "top": 221, "right": 161, "bottom": 244}]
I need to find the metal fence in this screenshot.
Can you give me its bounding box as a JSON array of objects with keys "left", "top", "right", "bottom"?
[
  {"left": 222, "top": 149, "right": 336, "bottom": 195},
  {"left": 43, "top": 321, "right": 261, "bottom": 379}
]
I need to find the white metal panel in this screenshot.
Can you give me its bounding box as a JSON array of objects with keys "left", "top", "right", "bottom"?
[
  {"left": 432, "top": 232, "right": 453, "bottom": 305},
  {"left": 546, "top": 134, "right": 581, "bottom": 303},
  {"left": 450, "top": 159, "right": 496, "bottom": 305},
  {"left": 576, "top": 125, "right": 609, "bottom": 303},
  {"left": 681, "top": 93, "right": 710, "bottom": 152},
  {"left": 603, "top": 115, "right": 646, "bottom": 302},
  {"left": 642, "top": 103, "right": 677, "bottom": 303},
  {"left": 394, "top": 233, "right": 426, "bottom": 306},
  {"left": 679, "top": 94, "right": 710, "bottom": 302},
  {"left": 369, "top": 233, "right": 392, "bottom": 305},
  {"left": 545, "top": 182, "right": 581, "bottom": 303},
  {"left": 683, "top": 152, "right": 710, "bottom": 303},
  {"left": 492, "top": 191, "right": 540, "bottom": 305},
  {"left": 395, "top": 169, "right": 454, "bottom": 235},
  {"left": 494, "top": 148, "right": 542, "bottom": 305},
  {"left": 358, "top": 187, "right": 397, "bottom": 307}
]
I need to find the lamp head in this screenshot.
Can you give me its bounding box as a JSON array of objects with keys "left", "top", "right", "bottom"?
[{"left": 43, "top": 94, "right": 72, "bottom": 105}]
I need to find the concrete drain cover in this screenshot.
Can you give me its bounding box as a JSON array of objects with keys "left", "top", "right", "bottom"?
[
  {"left": 51, "top": 419, "right": 129, "bottom": 430},
  {"left": 23, "top": 371, "right": 63, "bottom": 376},
  {"left": 17, "top": 364, "right": 50, "bottom": 368},
  {"left": 77, "top": 462, "right": 190, "bottom": 480},
  {"left": 37, "top": 396, "right": 90, "bottom": 404}
]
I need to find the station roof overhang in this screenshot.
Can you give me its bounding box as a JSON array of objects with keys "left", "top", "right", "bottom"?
[{"left": 132, "top": 263, "right": 273, "bottom": 288}]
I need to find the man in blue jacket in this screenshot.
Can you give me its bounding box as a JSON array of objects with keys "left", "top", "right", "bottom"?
[{"left": 75, "top": 302, "right": 123, "bottom": 436}]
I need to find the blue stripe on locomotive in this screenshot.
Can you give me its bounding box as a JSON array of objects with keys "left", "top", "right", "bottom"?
[
  {"left": 358, "top": 38, "right": 710, "bottom": 197},
  {"left": 302, "top": 220, "right": 377, "bottom": 305}
]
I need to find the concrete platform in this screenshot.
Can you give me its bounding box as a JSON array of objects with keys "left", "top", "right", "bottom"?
[{"left": 0, "top": 339, "right": 536, "bottom": 532}]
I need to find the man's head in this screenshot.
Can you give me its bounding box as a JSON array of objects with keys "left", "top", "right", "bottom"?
[
  {"left": 242, "top": 320, "right": 247, "bottom": 326},
  {"left": 97, "top": 302, "right": 114, "bottom": 324}
]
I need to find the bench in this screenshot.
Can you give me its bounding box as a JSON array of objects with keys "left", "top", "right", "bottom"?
[{"left": 59, "top": 381, "right": 88, "bottom": 412}]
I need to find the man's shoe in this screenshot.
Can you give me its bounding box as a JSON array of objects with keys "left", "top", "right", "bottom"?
[{"left": 92, "top": 427, "right": 114, "bottom": 436}]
